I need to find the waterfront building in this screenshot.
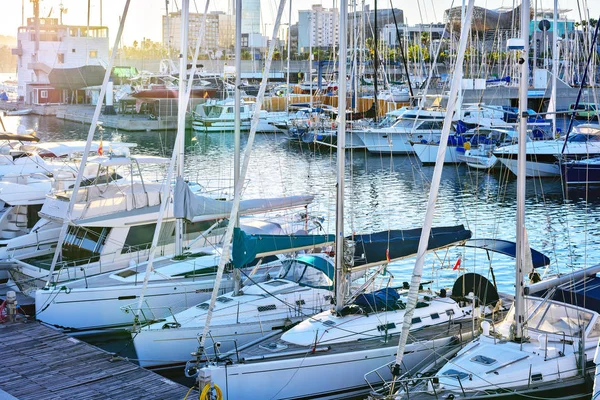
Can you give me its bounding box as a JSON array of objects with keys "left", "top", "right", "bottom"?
[
  {"left": 241, "top": 0, "right": 262, "bottom": 35},
  {"left": 381, "top": 23, "right": 446, "bottom": 47},
  {"left": 297, "top": 5, "right": 340, "bottom": 54},
  {"left": 12, "top": 17, "right": 108, "bottom": 103},
  {"left": 162, "top": 11, "right": 235, "bottom": 52}
]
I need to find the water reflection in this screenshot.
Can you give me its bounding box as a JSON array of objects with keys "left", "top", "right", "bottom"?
[{"left": 3, "top": 114, "right": 600, "bottom": 293}]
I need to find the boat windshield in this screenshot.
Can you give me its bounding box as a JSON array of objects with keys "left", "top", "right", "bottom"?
[
  {"left": 277, "top": 258, "right": 333, "bottom": 289},
  {"left": 526, "top": 298, "right": 594, "bottom": 337},
  {"left": 205, "top": 106, "right": 224, "bottom": 118},
  {"left": 567, "top": 133, "right": 600, "bottom": 143},
  {"left": 568, "top": 126, "right": 600, "bottom": 142},
  {"left": 391, "top": 119, "right": 419, "bottom": 129}
]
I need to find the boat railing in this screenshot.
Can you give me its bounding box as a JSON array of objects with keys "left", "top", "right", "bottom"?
[
  {"left": 366, "top": 362, "right": 471, "bottom": 400},
  {"left": 364, "top": 329, "right": 468, "bottom": 397}
]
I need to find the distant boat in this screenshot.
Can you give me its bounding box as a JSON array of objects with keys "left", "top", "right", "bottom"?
[
  {"left": 5, "top": 109, "right": 33, "bottom": 116},
  {"left": 560, "top": 156, "right": 600, "bottom": 185}
]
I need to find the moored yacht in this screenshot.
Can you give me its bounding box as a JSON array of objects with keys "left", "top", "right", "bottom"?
[
  {"left": 494, "top": 124, "right": 600, "bottom": 177},
  {"left": 192, "top": 99, "right": 287, "bottom": 133}
]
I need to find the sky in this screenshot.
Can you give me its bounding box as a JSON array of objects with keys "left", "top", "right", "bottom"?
[{"left": 1, "top": 0, "right": 599, "bottom": 46}]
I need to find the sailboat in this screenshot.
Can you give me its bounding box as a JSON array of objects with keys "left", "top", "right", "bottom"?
[
  {"left": 376, "top": 2, "right": 599, "bottom": 398},
  {"left": 178, "top": 3, "right": 552, "bottom": 399},
  {"left": 29, "top": 0, "right": 318, "bottom": 332}
]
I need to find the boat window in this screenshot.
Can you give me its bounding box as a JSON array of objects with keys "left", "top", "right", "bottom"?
[
  {"left": 588, "top": 320, "right": 600, "bottom": 338},
  {"left": 63, "top": 226, "right": 111, "bottom": 263},
  {"left": 207, "top": 106, "right": 223, "bottom": 118},
  {"left": 121, "top": 222, "right": 173, "bottom": 253},
  {"left": 391, "top": 119, "right": 416, "bottom": 129},
  {"left": 278, "top": 259, "right": 333, "bottom": 288},
  {"left": 470, "top": 355, "right": 496, "bottom": 365},
  {"left": 567, "top": 134, "right": 599, "bottom": 143},
  {"left": 442, "top": 369, "right": 469, "bottom": 381},
  {"left": 418, "top": 121, "right": 444, "bottom": 130},
  {"left": 257, "top": 304, "right": 277, "bottom": 312},
  {"left": 528, "top": 301, "right": 593, "bottom": 336}
]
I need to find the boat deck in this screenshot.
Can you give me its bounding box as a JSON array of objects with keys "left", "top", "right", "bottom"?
[
  {"left": 224, "top": 305, "right": 510, "bottom": 364},
  {"left": 0, "top": 320, "right": 197, "bottom": 399}
]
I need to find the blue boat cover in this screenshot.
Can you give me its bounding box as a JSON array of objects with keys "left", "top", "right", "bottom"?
[
  {"left": 531, "top": 275, "right": 600, "bottom": 314},
  {"left": 464, "top": 239, "right": 550, "bottom": 268},
  {"left": 232, "top": 228, "right": 335, "bottom": 267},
  {"left": 232, "top": 225, "right": 472, "bottom": 270},
  {"left": 353, "top": 287, "right": 400, "bottom": 312},
  {"left": 352, "top": 225, "right": 472, "bottom": 269},
  {"left": 290, "top": 254, "right": 335, "bottom": 281}
]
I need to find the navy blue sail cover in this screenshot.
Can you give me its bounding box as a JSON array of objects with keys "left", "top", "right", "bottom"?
[
  {"left": 352, "top": 225, "right": 472, "bottom": 269},
  {"left": 233, "top": 225, "right": 472, "bottom": 269},
  {"left": 464, "top": 239, "right": 550, "bottom": 268},
  {"left": 354, "top": 288, "right": 400, "bottom": 312}
]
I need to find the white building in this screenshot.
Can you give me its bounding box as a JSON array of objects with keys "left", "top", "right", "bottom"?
[
  {"left": 381, "top": 23, "right": 446, "bottom": 46},
  {"left": 12, "top": 17, "right": 109, "bottom": 103},
  {"left": 163, "top": 11, "right": 235, "bottom": 52},
  {"left": 297, "top": 5, "right": 339, "bottom": 53}
]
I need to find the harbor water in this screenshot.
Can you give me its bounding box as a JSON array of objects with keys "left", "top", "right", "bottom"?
[{"left": 4, "top": 113, "right": 599, "bottom": 381}]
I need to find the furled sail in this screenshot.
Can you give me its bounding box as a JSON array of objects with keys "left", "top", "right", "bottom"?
[
  {"left": 352, "top": 225, "right": 472, "bottom": 270},
  {"left": 232, "top": 227, "right": 335, "bottom": 267},
  {"left": 232, "top": 225, "right": 472, "bottom": 271},
  {"left": 174, "top": 177, "right": 314, "bottom": 222}
]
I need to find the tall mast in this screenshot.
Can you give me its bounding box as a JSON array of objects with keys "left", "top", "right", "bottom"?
[
  {"left": 390, "top": 0, "right": 414, "bottom": 100},
  {"left": 198, "top": 0, "right": 288, "bottom": 350},
  {"left": 286, "top": 0, "right": 292, "bottom": 113},
  {"left": 335, "top": 0, "right": 348, "bottom": 315},
  {"left": 514, "top": 0, "right": 530, "bottom": 341},
  {"left": 550, "top": 0, "right": 558, "bottom": 134},
  {"left": 373, "top": 0, "right": 378, "bottom": 120},
  {"left": 174, "top": 0, "right": 189, "bottom": 257},
  {"left": 309, "top": 13, "right": 313, "bottom": 110},
  {"left": 392, "top": 0, "right": 475, "bottom": 373},
  {"left": 232, "top": 0, "right": 242, "bottom": 295}
]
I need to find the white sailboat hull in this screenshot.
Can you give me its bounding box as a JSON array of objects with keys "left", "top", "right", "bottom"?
[
  {"left": 133, "top": 285, "right": 332, "bottom": 368},
  {"left": 412, "top": 143, "right": 463, "bottom": 164},
  {"left": 201, "top": 336, "right": 459, "bottom": 400},
  {"left": 496, "top": 157, "right": 560, "bottom": 177},
  {"left": 34, "top": 278, "right": 235, "bottom": 331},
  {"left": 356, "top": 131, "right": 416, "bottom": 154},
  {"left": 459, "top": 152, "right": 498, "bottom": 169}
]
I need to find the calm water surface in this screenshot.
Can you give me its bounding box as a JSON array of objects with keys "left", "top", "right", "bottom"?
[
  {"left": 6, "top": 114, "right": 599, "bottom": 291},
  {"left": 5, "top": 113, "right": 600, "bottom": 380}
]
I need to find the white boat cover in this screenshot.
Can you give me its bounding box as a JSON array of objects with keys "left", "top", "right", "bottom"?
[{"left": 174, "top": 177, "right": 314, "bottom": 222}]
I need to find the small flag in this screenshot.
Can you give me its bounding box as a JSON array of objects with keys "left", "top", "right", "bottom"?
[
  {"left": 452, "top": 255, "right": 462, "bottom": 270},
  {"left": 98, "top": 138, "right": 103, "bottom": 156},
  {"left": 386, "top": 248, "right": 390, "bottom": 262}
]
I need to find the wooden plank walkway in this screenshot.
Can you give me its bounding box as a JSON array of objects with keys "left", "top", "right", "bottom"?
[{"left": 0, "top": 321, "right": 197, "bottom": 400}]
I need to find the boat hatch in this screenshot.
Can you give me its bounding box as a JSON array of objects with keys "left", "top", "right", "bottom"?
[
  {"left": 115, "top": 269, "right": 138, "bottom": 278},
  {"left": 259, "top": 342, "right": 288, "bottom": 352},
  {"left": 377, "top": 322, "right": 396, "bottom": 332},
  {"left": 470, "top": 355, "right": 496, "bottom": 365},
  {"left": 531, "top": 373, "right": 543, "bottom": 382},
  {"left": 322, "top": 320, "right": 336, "bottom": 326},
  {"left": 216, "top": 296, "right": 233, "bottom": 303},
  {"left": 264, "top": 280, "right": 288, "bottom": 287},
  {"left": 442, "top": 369, "right": 470, "bottom": 380},
  {"left": 197, "top": 303, "right": 209, "bottom": 310}
]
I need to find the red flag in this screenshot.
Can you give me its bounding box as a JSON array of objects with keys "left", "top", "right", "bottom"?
[
  {"left": 98, "top": 138, "right": 103, "bottom": 156},
  {"left": 386, "top": 248, "right": 390, "bottom": 262},
  {"left": 452, "top": 255, "right": 462, "bottom": 270}
]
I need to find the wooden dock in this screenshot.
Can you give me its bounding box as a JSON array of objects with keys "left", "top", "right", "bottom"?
[{"left": 0, "top": 321, "right": 197, "bottom": 399}]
